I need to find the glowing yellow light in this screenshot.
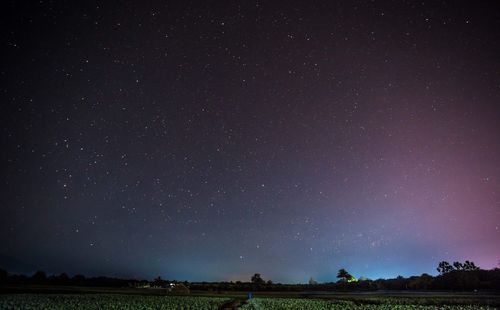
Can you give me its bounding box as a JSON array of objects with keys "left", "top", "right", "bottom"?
[{"left": 347, "top": 276, "right": 358, "bottom": 283}]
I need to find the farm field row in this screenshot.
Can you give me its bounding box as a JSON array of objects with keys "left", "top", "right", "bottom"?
[
  {"left": 241, "top": 297, "right": 498, "bottom": 309},
  {"left": 0, "top": 293, "right": 499, "bottom": 309},
  {"left": 0, "top": 294, "right": 230, "bottom": 310}
]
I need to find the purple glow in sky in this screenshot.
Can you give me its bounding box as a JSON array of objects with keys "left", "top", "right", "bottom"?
[{"left": 1, "top": 1, "right": 499, "bottom": 283}]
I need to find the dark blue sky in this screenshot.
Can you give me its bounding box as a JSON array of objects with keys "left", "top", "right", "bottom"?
[{"left": 1, "top": 1, "right": 499, "bottom": 283}]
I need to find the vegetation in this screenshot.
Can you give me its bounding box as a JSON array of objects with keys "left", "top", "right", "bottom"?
[
  {"left": 240, "top": 297, "right": 497, "bottom": 310},
  {"left": 0, "top": 294, "right": 230, "bottom": 310},
  {"left": 0, "top": 260, "right": 499, "bottom": 310},
  {"left": 251, "top": 273, "right": 265, "bottom": 285},
  {"left": 171, "top": 283, "right": 190, "bottom": 294},
  {"left": 437, "top": 260, "right": 479, "bottom": 275},
  {"left": 337, "top": 268, "right": 357, "bottom": 282},
  {"left": 1, "top": 263, "right": 499, "bottom": 309},
  {"left": 1, "top": 262, "right": 500, "bottom": 293},
  {"left": 1, "top": 294, "right": 497, "bottom": 310}
]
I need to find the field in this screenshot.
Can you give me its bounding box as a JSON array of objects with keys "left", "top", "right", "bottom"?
[
  {"left": 0, "top": 294, "right": 231, "bottom": 310},
  {"left": 241, "top": 297, "right": 498, "bottom": 310},
  {"left": 0, "top": 292, "right": 499, "bottom": 309}
]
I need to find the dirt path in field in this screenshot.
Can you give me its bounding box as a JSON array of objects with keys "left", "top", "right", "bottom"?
[{"left": 218, "top": 298, "right": 246, "bottom": 310}]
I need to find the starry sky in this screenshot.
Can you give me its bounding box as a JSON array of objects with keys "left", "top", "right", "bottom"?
[{"left": 1, "top": 1, "right": 499, "bottom": 283}]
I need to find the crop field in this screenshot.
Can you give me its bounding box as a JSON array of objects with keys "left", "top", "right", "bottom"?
[
  {"left": 240, "top": 297, "right": 499, "bottom": 310},
  {"left": 0, "top": 294, "right": 231, "bottom": 310},
  {"left": 0, "top": 293, "right": 499, "bottom": 309}
]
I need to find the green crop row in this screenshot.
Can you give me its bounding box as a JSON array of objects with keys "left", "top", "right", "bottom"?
[
  {"left": 1, "top": 294, "right": 497, "bottom": 309},
  {"left": 240, "top": 297, "right": 497, "bottom": 310},
  {"left": 0, "top": 294, "right": 231, "bottom": 310}
]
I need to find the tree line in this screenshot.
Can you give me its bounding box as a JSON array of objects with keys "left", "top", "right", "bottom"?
[{"left": 1, "top": 260, "right": 499, "bottom": 292}]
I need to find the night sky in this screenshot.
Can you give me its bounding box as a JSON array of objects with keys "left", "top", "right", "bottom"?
[{"left": 1, "top": 1, "right": 499, "bottom": 283}]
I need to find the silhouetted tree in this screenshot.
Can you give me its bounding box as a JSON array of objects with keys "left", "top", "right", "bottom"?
[
  {"left": 57, "top": 273, "right": 69, "bottom": 282},
  {"left": 337, "top": 268, "right": 352, "bottom": 282},
  {"left": 152, "top": 276, "right": 167, "bottom": 288},
  {"left": 308, "top": 277, "right": 318, "bottom": 285},
  {"left": 453, "top": 261, "right": 464, "bottom": 271},
  {"left": 0, "top": 268, "right": 7, "bottom": 283},
  {"left": 463, "top": 260, "right": 479, "bottom": 271},
  {"left": 408, "top": 273, "right": 433, "bottom": 290},
  {"left": 437, "top": 261, "right": 454, "bottom": 274},
  {"left": 251, "top": 273, "right": 265, "bottom": 285},
  {"left": 72, "top": 274, "right": 85, "bottom": 285},
  {"left": 31, "top": 270, "right": 47, "bottom": 283},
  {"left": 49, "top": 272, "right": 70, "bottom": 285}
]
